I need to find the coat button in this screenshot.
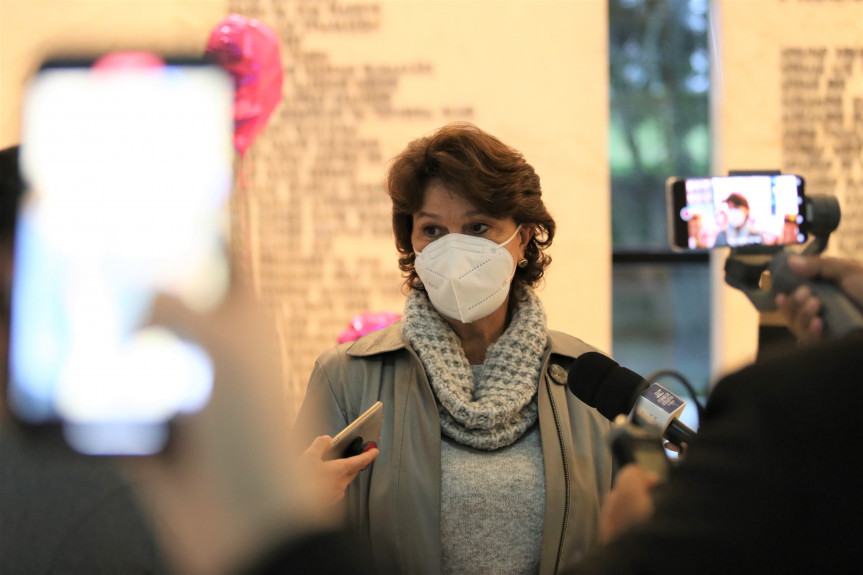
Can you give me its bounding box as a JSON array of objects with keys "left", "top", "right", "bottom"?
[{"left": 549, "top": 364, "right": 568, "bottom": 385}]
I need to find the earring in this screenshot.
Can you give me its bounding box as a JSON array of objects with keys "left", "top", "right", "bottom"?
[{"left": 517, "top": 258, "right": 528, "bottom": 268}]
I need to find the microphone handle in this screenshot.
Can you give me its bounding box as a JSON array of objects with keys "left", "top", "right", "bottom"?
[{"left": 664, "top": 418, "right": 696, "bottom": 448}]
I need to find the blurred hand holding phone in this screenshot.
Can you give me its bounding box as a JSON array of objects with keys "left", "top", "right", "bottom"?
[
  {"left": 667, "top": 174, "right": 807, "bottom": 250},
  {"left": 129, "top": 288, "right": 342, "bottom": 575},
  {"left": 9, "top": 54, "right": 235, "bottom": 455}
]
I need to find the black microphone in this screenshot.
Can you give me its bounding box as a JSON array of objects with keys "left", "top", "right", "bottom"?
[{"left": 567, "top": 352, "right": 696, "bottom": 448}]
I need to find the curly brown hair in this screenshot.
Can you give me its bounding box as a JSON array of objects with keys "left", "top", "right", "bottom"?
[{"left": 385, "top": 122, "right": 555, "bottom": 296}]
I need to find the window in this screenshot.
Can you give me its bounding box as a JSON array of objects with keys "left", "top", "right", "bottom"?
[{"left": 609, "top": 0, "right": 712, "bottom": 406}]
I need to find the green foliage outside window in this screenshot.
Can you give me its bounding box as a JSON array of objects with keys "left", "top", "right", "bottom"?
[{"left": 610, "top": 0, "right": 711, "bottom": 249}]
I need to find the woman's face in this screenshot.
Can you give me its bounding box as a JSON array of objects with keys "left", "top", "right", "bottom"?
[
  {"left": 726, "top": 206, "right": 748, "bottom": 229},
  {"left": 411, "top": 179, "right": 528, "bottom": 261}
]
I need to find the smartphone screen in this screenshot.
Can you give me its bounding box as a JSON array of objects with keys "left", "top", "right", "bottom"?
[
  {"left": 8, "top": 55, "right": 234, "bottom": 455},
  {"left": 667, "top": 174, "right": 807, "bottom": 250}
]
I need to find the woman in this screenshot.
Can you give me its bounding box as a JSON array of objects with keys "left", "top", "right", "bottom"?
[{"left": 295, "top": 122, "right": 613, "bottom": 575}]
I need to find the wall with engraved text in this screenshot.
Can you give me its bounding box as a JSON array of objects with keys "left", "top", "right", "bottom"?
[{"left": 0, "top": 0, "right": 610, "bottom": 419}]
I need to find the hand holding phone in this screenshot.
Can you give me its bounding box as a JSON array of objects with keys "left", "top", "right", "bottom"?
[
  {"left": 322, "top": 401, "right": 383, "bottom": 461},
  {"left": 296, "top": 403, "right": 382, "bottom": 509},
  {"left": 9, "top": 54, "right": 234, "bottom": 455}
]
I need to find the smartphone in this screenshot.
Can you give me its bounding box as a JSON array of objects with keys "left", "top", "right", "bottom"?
[
  {"left": 667, "top": 174, "right": 807, "bottom": 250},
  {"left": 8, "top": 54, "right": 234, "bottom": 455},
  {"left": 323, "top": 401, "right": 384, "bottom": 461},
  {"left": 609, "top": 424, "right": 670, "bottom": 482}
]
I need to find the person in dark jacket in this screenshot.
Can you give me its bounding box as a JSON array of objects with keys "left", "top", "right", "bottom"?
[{"left": 572, "top": 253, "right": 863, "bottom": 574}]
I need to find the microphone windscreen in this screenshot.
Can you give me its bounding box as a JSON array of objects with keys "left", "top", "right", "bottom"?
[
  {"left": 567, "top": 352, "right": 649, "bottom": 421},
  {"left": 593, "top": 365, "right": 649, "bottom": 421},
  {"left": 567, "top": 352, "right": 618, "bottom": 406}
]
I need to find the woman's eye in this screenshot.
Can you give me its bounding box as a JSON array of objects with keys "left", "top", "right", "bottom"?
[
  {"left": 423, "top": 226, "right": 443, "bottom": 238},
  {"left": 469, "top": 223, "right": 490, "bottom": 235}
]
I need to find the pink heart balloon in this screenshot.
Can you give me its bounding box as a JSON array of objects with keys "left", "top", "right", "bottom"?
[
  {"left": 205, "top": 14, "right": 283, "bottom": 155},
  {"left": 338, "top": 312, "right": 402, "bottom": 343}
]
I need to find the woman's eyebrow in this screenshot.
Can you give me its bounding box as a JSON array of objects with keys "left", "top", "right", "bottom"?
[{"left": 414, "top": 209, "right": 488, "bottom": 219}]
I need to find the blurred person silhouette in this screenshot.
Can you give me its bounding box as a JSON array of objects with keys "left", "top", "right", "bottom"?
[
  {"left": 569, "top": 253, "right": 863, "bottom": 574},
  {"left": 714, "top": 193, "right": 764, "bottom": 247},
  {"left": 0, "top": 145, "right": 168, "bottom": 574},
  {"left": 295, "top": 122, "right": 613, "bottom": 574}
]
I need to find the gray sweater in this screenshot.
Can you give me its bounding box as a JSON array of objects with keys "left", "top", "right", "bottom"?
[{"left": 440, "top": 365, "right": 545, "bottom": 575}]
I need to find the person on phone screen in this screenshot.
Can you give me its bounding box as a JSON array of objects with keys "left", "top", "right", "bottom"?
[
  {"left": 0, "top": 145, "right": 168, "bottom": 574},
  {"left": 295, "top": 122, "right": 613, "bottom": 574},
  {"left": 686, "top": 213, "right": 715, "bottom": 249},
  {"left": 568, "top": 253, "right": 863, "bottom": 574},
  {"left": 714, "top": 193, "right": 764, "bottom": 247}
]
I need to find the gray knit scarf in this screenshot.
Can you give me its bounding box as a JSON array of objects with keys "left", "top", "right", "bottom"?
[{"left": 401, "top": 287, "right": 548, "bottom": 451}]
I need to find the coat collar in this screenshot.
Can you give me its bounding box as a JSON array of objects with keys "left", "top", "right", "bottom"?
[{"left": 346, "top": 321, "right": 407, "bottom": 356}]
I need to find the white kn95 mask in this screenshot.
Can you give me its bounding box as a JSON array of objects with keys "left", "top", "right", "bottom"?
[
  {"left": 727, "top": 208, "right": 747, "bottom": 229},
  {"left": 414, "top": 225, "right": 521, "bottom": 323}
]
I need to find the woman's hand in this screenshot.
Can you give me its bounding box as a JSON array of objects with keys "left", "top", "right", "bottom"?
[
  {"left": 599, "top": 464, "right": 661, "bottom": 543},
  {"left": 775, "top": 254, "right": 863, "bottom": 343},
  {"left": 299, "top": 435, "right": 380, "bottom": 507}
]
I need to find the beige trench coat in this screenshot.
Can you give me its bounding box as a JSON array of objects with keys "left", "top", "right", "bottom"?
[{"left": 295, "top": 322, "right": 613, "bottom": 575}]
